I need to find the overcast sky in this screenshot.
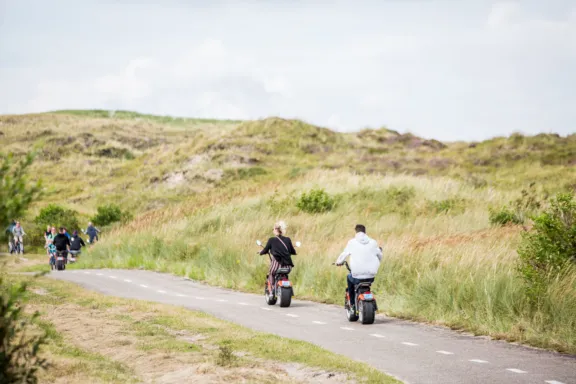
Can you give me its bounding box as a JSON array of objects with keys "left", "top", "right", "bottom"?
[{"left": 0, "top": 1, "right": 574, "bottom": 140}]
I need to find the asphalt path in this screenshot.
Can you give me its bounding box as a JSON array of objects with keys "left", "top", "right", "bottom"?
[{"left": 49, "top": 269, "right": 576, "bottom": 384}]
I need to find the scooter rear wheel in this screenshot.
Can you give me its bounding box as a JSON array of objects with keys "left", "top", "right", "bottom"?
[
  {"left": 279, "top": 287, "right": 292, "bottom": 307},
  {"left": 359, "top": 301, "right": 375, "bottom": 324}
]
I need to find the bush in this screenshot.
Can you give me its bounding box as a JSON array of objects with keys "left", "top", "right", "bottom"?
[
  {"left": 0, "top": 274, "right": 49, "bottom": 383},
  {"left": 224, "top": 167, "right": 267, "bottom": 180},
  {"left": 384, "top": 186, "right": 415, "bottom": 206},
  {"left": 216, "top": 340, "right": 236, "bottom": 367},
  {"left": 489, "top": 184, "right": 547, "bottom": 227},
  {"left": 518, "top": 193, "right": 576, "bottom": 303},
  {"left": 426, "top": 198, "right": 466, "bottom": 215},
  {"left": 296, "top": 188, "right": 335, "bottom": 214},
  {"left": 95, "top": 147, "right": 134, "bottom": 160},
  {"left": 267, "top": 191, "right": 297, "bottom": 215},
  {"left": 91, "top": 204, "right": 133, "bottom": 227},
  {"left": 489, "top": 207, "right": 523, "bottom": 226},
  {"left": 34, "top": 204, "right": 80, "bottom": 232}
]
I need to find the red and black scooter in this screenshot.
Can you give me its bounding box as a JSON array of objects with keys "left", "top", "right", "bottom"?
[
  {"left": 256, "top": 239, "right": 301, "bottom": 308},
  {"left": 334, "top": 261, "right": 377, "bottom": 324}
]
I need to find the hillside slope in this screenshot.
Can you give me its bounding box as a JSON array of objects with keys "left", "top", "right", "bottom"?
[
  {"left": 1, "top": 110, "right": 574, "bottom": 218},
  {"left": 3, "top": 110, "right": 576, "bottom": 354}
]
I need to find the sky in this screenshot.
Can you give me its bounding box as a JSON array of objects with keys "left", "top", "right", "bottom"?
[{"left": 0, "top": 0, "right": 574, "bottom": 141}]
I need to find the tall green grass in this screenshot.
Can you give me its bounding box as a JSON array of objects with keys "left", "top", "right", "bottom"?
[{"left": 73, "top": 170, "right": 576, "bottom": 354}]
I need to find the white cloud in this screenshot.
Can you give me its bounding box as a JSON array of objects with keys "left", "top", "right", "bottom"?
[
  {"left": 487, "top": 2, "right": 521, "bottom": 29},
  {"left": 1, "top": 0, "right": 575, "bottom": 140}
]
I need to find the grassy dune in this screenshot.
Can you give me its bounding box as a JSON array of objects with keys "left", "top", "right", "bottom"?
[{"left": 3, "top": 110, "right": 576, "bottom": 355}]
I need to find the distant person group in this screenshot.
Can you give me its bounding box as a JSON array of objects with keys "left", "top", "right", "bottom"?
[{"left": 5, "top": 220, "right": 101, "bottom": 261}]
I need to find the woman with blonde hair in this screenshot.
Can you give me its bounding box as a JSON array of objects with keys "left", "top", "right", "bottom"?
[{"left": 258, "top": 220, "right": 297, "bottom": 292}]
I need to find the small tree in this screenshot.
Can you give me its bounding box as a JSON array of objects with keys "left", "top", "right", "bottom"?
[
  {"left": 0, "top": 152, "right": 42, "bottom": 229},
  {"left": 0, "top": 273, "right": 49, "bottom": 383},
  {"left": 518, "top": 192, "right": 576, "bottom": 302}
]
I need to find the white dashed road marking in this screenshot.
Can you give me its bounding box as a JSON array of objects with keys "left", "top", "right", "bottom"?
[
  {"left": 176, "top": 294, "right": 186, "bottom": 297},
  {"left": 140, "top": 284, "right": 148, "bottom": 288},
  {"left": 546, "top": 381, "right": 566, "bottom": 384},
  {"left": 506, "top": 369, "right": 526, "bottom": 374},
  {"left": 260, "top": 307, "right": 272, "bottom": 311},
  {"left": 436, "top": 351, "right": 454, "bottom": 355},
  {"left": 195, "top": 297, "right": 205, "bottom": 300},
  {"left": 286, "top": 314, "right": 299, "bottom": 318},
  {"left": 83, "top": 272, "right": 90, "bottom": 274},
  {"left": 96, "top": 273, "right": 103, "bottom": 276},
  {"left": 109, "top": 276, "right": 117, "bottom": 279},
  {"left": 402, "top": 342, "right": 418, "bottom": 346},
  {"left": 370, "top": 334, "right": 385, "bottom": 338},
  {"left": 238, "top": 302, "right": 250, "bottom": 306},
  {"left": 312, "top": 321, "right": 327, "bottom": 325},
  {"left": 157, "top": 290, "right": 166, "bottom": 294},
  {"left": 469, "top": 359, "right": 489, "bottom": 364},
  {"left": 340, "top": 327, "right": 354, "bottom": 331},
  {"left": 216, "top": 299, "right": 228, "bottom": 302},
  {"left": 124, "top": 279, "right": 132, "bottom": 283}
]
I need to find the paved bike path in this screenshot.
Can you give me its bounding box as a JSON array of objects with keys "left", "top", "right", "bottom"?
[{"left": 49, "top": 269, "right": 576, "bottom": 384}]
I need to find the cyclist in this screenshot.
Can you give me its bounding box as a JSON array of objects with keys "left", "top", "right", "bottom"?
[
  {"left": 11, "top": 221, "right": 26, "bottom": 254},
  {"left": 86, "top": 222, "right": 100, "bottom": 244}
]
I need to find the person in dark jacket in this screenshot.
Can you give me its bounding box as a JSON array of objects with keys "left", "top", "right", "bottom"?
[
  {"left": 86, "top": 222, "right": 100, "bottom": 244},
  {"left": 53, "top": 227, "right": 71, "bottom": 256},
  {"left": 258, "top": 221, "right": 297, "bottom": 291},
  {"left": 70, "top": 230, "right": 86, "bottom": 251}
]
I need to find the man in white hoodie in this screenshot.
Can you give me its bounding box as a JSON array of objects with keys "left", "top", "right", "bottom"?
[{"left": 335, "top": 224, "right": 382, "bottom": 310}]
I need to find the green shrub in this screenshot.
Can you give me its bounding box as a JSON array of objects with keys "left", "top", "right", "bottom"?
[
  {"left": 426, "top": 198, "right": 466, "bottom": 215},
  {"left": 489, "top": 207, "right": 523, "bottom": 226},
  {"left": 216, "top": 340, "right": 236, "bottom": 367},
  {"left": 91, "top": 204, "right": 133, "bottom": 227},
  {"left": 224, "top": 167, "right": 267, "bottom": 180},
  {"left": 95, "top": 147, "right": 134, "bottom": 160},
  {"left": 518, "top": 192, "right": 576, "bottom": 303},
  {"left": 296, "top": 189, "right": 335, "bottom": 214},
  {"left": 489, "top": 184, "right": 547, "bottom": 226},
  {"left": 34, "top": 204, "right": 80, "bottom": 232},
  {"left": 0, "top": 274, "right": 49, "bottom": 383},
  {"left": 384, "top": 186, "right": 415, "bottom": 206}
]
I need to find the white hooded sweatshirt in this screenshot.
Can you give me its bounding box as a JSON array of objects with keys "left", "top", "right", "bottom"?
[{"left": 335, "top": 232, "right": 382, "bottom": 279}]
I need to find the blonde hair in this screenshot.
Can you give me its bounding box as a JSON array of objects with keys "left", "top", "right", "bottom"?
[{"left": 274, "top": 220, "right": 288, "bottom": 235}]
